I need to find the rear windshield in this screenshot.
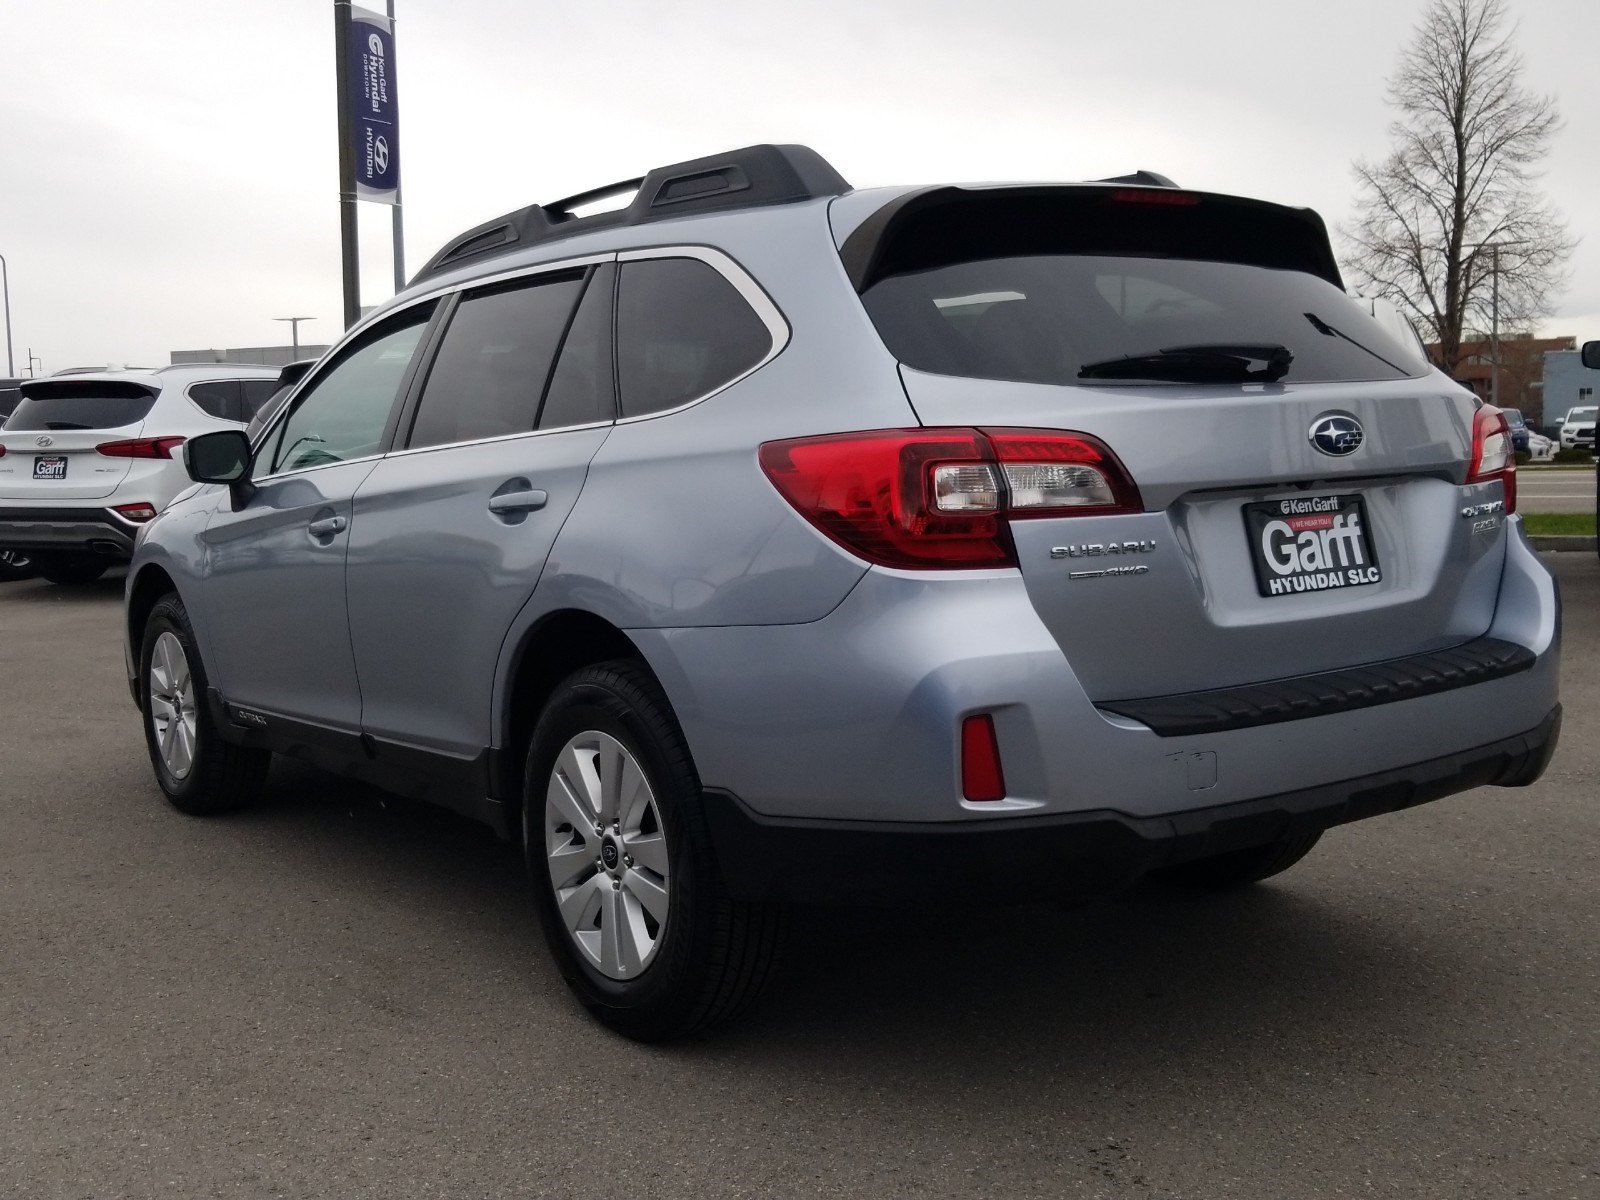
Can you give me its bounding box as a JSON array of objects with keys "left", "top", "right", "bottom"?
[
  {"left": 854, "top": 190, "right": 1431, "bottom": 387},
  {"left": 863, "top": 256, "right": 1431, "bottom": 386},
  {"left": 4, "top": 381, "right": 158, "bottom": 430}
]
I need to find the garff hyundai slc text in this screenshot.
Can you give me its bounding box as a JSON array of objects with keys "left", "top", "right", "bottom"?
[{"left": 123, "top": 146, "right": 1560, "bottom": 1039}]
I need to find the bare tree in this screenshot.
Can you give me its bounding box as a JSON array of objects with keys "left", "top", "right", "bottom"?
[{"left": 1343, "top": 0, "right": 1573, "bottom": 377}]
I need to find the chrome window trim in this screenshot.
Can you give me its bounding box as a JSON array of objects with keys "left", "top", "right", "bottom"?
[{"left": 382, "top": 418, "right": 615, "bottom": 461}]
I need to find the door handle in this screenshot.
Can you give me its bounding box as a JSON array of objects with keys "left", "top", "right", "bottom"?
[
  {"left": 308, "top": 515, "right": 347, "bottom": 537},
  {"left": 487, "top": 489, "right": 548, "bottom": 514}
]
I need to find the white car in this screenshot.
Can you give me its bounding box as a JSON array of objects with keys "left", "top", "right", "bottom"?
[
  {"left": 1526, "top": 430, "right": 1556, "bottom": 461},
  {"left": 1558, "top": 405, "right": 1596, "bottom": 451},
  {"left": 0, "top": 365, "right": 281, "bottom": 584}
]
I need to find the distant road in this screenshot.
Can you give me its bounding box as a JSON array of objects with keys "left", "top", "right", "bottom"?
[{"left": 1519, "top": 467, "right": 1596, "bottom": 514}]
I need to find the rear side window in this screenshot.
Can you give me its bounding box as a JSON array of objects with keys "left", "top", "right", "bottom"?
[
  {"left": 855, "top": 190, "right": 1430, "bottom": 387},
  {"left": 615, "top": 257, "right": 771, "bottom": 417},
  {"left": 407, "top": 271, "right": 585, "bottom": 450},
  {"left": 188, "top": 380, "right": 245, "bottom": 422},
  {"left": 0, "top": 383, "right": 20, "bottom": 420},
  {"left": 5, "top": 381, "right": 158, "bottom": 431}
]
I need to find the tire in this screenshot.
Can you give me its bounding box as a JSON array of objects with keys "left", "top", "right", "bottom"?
[
  {"left": 0, "top": 550, "right": 32, "bottom": 582},
  {"left": 139, "top": 593, "right": 271, "bottom": 815},
  {"left": 33, "top": 552, "right": 109, "bottom": 585},
  {"left": 524, "top": 660, "right": 784, "bottom": 1041},
  {"left": 1154, "top": 827, "right": 1323, "bottom": 890}
]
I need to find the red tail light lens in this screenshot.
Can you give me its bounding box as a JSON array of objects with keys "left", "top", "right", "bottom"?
[
  {"left": 961, "top": 714, "right": 1006, "bottom": 802},
  {"left": 113, "top": 502, "right": 159, "bottom": 523},
  {"left": 758, "top": 427, "right": 1141, "bottom": 569},
  {"left": 1466, "top": 406, "right": 1516, "bottom": 513},
  {"left": 96, "top": 436, "right": 186, "bottom": 459}
]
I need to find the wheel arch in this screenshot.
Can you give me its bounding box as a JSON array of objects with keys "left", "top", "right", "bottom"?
[
  {"left": 493, "top": 608, "right": 664, "bottom": 832},
  {"left": 127, "top": 564, "right": 182, "bottom": 669}
]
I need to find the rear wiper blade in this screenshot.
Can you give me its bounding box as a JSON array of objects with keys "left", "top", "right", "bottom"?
[{"left": 1078, "top": 343, "right": 1293, "bottom": 383}]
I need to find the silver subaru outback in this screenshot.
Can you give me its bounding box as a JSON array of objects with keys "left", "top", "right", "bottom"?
[{"left": 125, "top": 145, "right": 1560, "bottom": 1039}]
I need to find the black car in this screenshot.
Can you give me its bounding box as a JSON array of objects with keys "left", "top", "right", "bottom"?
[{"left": 1501, "top": 407, "right": 1529, "bottom": 454}]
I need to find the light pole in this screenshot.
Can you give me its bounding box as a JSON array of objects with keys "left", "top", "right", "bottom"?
[
  {"left": 273, "top": 316, "right": 316, "bottom": 358},
  {"left": 0, "top": 252, "right": 13, "bottom": 376}
]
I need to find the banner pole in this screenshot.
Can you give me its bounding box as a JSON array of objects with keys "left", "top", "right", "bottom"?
[
  {"left": 387, "top": 0, "right": 405, "bottom": 292},
  {"left": 333, "top": 0, "right": 361, "bottom": 329}
]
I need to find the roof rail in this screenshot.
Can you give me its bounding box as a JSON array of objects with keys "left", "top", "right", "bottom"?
[
  {"left": 1094, "top": 170, "right": 1180, "bottom": 188},
  {"left": 413, "top": 144, "right": 851, "bottom": 285}
]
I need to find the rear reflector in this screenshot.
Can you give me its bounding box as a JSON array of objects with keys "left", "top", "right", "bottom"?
[
  {"left": 758, "top": 427, "right": 1141, "bottom": 570},
  {"left": 1466, "top": 406, "right": 1517, "bottom": 513},
  {"left": 96, "top": 436, "right": 186, "bottom": 459},
  {"left": 960, "top": 715, "right": 1006, "bottom": 802},
  {"left": 113, "top": 503, "right": 158, "bottom": 523}
]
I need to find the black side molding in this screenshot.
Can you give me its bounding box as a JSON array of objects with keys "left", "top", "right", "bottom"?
[{"left": 1099, "top": 636, "right": 1537, "bottom": 737}]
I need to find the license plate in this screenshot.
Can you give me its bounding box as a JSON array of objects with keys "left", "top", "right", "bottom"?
[
  {"left": 1243, "top": 494, "right": 1381, "bottom": 597},
  {"left": 33, "top": 455, "right": 67, "bottom": 481}
]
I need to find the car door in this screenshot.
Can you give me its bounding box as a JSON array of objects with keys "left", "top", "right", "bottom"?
[
  {"left": 344, "top": 260, "right": 617, "bottom": 768},
  {"left": 199, "top": 302, "right": 437, "bottom": 733}
]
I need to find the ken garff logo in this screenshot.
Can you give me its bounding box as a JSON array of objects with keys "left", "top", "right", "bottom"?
[
  {"left": 35, "top": 435, "right": 53, "bottom": 448},
  {"left": 368, "top": 33, "right": 384, "bottom": 57},
  {"left": 374, "top": 136, "right": 390, "bottom": 173},
  {"left": 1309, "top": 413, "right": 1364, "bottom": 457}
]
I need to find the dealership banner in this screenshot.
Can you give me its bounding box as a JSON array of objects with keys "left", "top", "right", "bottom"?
[{"left": 347, "top": 5, "right": 400, "bottom": 203}]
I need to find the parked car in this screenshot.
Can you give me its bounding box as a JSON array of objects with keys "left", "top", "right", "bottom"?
[
  {"left": 0, "top": 364, "right": 281, "bottom": 583},
  {"left": 124, "top": 145, "right": 1560, "bottom": 1039},
  {"left": 1500, "top": 407, "right": 1529, "bottom": 453},
  {"left": 1526, "top": 430, "right": 1556, "bottom": 461},
  {"left": 0, "top": 379, "right": 30, "bottom": 578},
  {"left": 1558, "top": 405, "right": 1596, "bottom": 451}
]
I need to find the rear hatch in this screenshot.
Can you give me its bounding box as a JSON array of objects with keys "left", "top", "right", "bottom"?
[
  {"left": 840, "top": 185, "right": 1504, "bottom": 702},
  {"left": 0, "top": 379, "right": 158, "bottom": 501}
]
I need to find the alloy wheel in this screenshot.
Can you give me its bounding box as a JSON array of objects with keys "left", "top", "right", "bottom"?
[
  {"left": 148, "top": 631, "right": 198, "bottom": 780},
  {"left": 544, "top": 730, "right": 671, "bottom": 980}
]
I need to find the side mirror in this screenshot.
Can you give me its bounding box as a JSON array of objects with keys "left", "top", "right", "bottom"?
[
  {"left": 1582, "top": 341, "right": 1600, "bottom": 370},
  {"left": 184, "top": 429, "right": 252, "bottom": 484}
]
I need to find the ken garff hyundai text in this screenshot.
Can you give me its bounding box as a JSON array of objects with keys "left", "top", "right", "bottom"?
[{"left": 122, "top": 144, "right": 1561, "bottom": 1040}]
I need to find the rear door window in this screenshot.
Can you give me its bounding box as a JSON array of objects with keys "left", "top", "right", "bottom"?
[
  {"left": 538, "top": 262, "right": 617, "bottom": 430},
  {"left": 406, "top": 271, "right": 586, "bottom": 450},
  {"left": 5, "top": 381, "right": 159, "bottom": 431},
  {"left": 241, "top": 379, "right": 280, "bottom": 418},
  {"left": 615, "top": 257, "right": 772, "bottom": 417}
]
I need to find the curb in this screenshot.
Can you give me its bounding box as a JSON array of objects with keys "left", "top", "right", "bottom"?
[{"left": 1530, "top": 535, "right": 1598, "bottom": 553}]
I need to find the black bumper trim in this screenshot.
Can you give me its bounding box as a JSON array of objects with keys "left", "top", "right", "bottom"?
[
  {"left": 700, "top": 705, "right": 1560, "bottom": 905},
  {"left": 1097, "top": 636, "right": 1535, "bottom": 737},
  {"left": 0, "top": 506, "right": 138, "bottom": 555}
]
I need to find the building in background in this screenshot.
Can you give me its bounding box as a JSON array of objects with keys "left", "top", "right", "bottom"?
[
  {"left": 1426, "top": 335, "right": 1574, "bottom": 425},
  {"left": 170, "top": 344, "right": 331, "bottom": 368},
  {"left": 1542, "top": 348, "right": 1600, "bottom": 431}
]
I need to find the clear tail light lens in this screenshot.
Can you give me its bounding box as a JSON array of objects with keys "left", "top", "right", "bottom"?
[
  {"left": 758, "top": 427, "right": 1141, "bottom": 570},
  {"left": 1466, "top": 406, "right": 1516, "bottom": 513},
  {"left": 96, "top": 436, "right": 186, "bottom": 459}
]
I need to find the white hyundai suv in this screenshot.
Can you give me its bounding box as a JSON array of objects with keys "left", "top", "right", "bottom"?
[{"left": 0, "top": 365, "right": 281, "bottom": 584}]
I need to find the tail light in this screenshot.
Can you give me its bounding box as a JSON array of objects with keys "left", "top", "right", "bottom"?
[
  {"left": 758, "top": 427, "right": 1141, "bottom": 570},
  {"left": 0, "top": 445, "right": 7, "bottom": 457},
  {"left": 96, "top": 436, "right": 186, "bottom": 459},
  {"left": 1466, "top": 406, "right": 1516, "bottom": 513},
  {"left": 113, "top": 502, "right": 159, "bottom": 523}
]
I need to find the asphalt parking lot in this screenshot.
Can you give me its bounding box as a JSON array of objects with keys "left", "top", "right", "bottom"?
[{"left": 2, "top": 555, "right": 1595, "bottom": 1199}]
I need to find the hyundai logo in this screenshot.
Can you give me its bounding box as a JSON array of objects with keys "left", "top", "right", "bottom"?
[
  {"left": 35, "top": 435, "right": 53, "bottom": 448},
  {"left": 1309, "top": 414, "right": 1364, "bottom": 457},
  {"left": 374, "top": 136, "right": 390, "bottom": 174}
]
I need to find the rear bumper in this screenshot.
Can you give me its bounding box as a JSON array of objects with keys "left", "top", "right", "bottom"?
[
  {"left": 703, "top": 706, "right": 1561, "bottom": 904},
  {"left": 0, "top": 507, "right": 140, "bottom": 556}
]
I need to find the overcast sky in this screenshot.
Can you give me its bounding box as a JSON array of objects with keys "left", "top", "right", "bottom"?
[{"left": 2, "top": 0, "right": 1596, "bottom": 373}]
